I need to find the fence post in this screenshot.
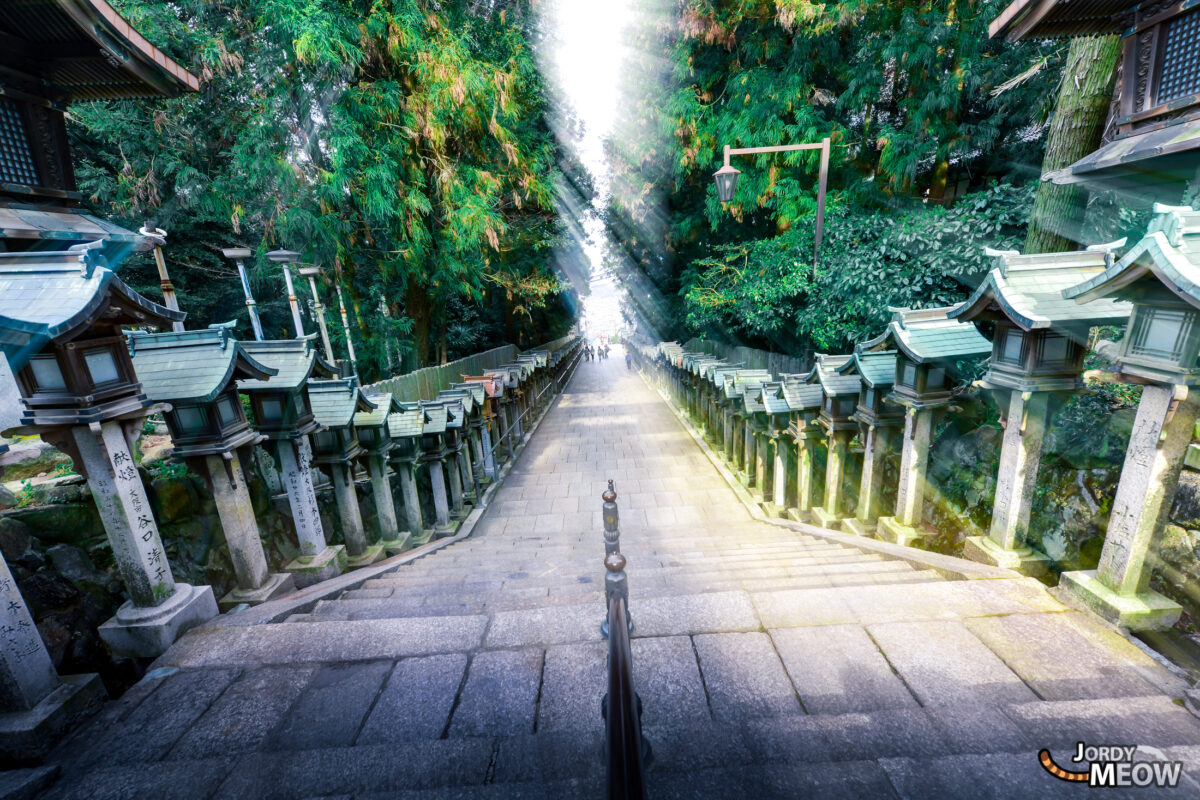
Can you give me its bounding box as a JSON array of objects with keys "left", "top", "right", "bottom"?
[{"left": 601, "top": 480, "right": 632, "bottom": 637}]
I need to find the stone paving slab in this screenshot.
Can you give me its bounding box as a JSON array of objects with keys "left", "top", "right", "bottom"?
[
  {"left": 449, "top": 649, "right": 544, "bottom": 738},
  {"left": 357, "top": 653, "right": 469, "bottom": 744},
  {"left": 485, "top": 603, "right": 602, "bottom": 648},
  {"left": 770, "top": 624, "right": 918, "bottom": 714},
  {"left": 536, "top": 642, "right": 606, "bottom": 732},
  {"left": 866, "top": 620, "right": 1039, "bottom": 706},
  {"left": 631, "top": 590, "right": 761, "bottom": 637},
  {"left": 267, "top": 660, "right": 392, "bottom": 750},
  {"left": 630, "top": 635, "right": 709, "bottom": 728},
  {"left": 41, "top": 758, "right": 239, "bottom": 800},
  {"left": 156, "top": 616, "right": 489, "bottom": 667},
  {"left": 692, "top": 632, "right": 802, "bottom": 721}
]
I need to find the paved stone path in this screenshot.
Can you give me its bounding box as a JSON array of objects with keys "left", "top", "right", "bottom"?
[{"left": 38, "top": 355, "right": 1200, "bottom": 798}]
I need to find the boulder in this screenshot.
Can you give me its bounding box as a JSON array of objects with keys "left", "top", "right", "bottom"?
[
  {"left": 5, "top": 503, "right": 104, "bottom": 544},
  {"left": 0, "top": 440, "right": 71, "bottom": 482},
  {"left": 1171, "top": 470, "right": 1200, "bottom": 530},
  {"left": 0, "top": 516, "right": 31, "bottom": 561},
  {"left": 150, "top": 476, "right": 199, "bottom": 524},
  {"left": 45, "top": 544, "right": 107, "bottom": 587},
  {"left": 0, "top": 483, "right": 15, "bottom": 509},
  {"left": 18, "top": 571, "right": 81, "bottom": 617}
]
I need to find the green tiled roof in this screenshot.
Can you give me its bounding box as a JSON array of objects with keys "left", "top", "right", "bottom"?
[
  {"left": 355, "top": 392, "right": 401, "bottom": 428},
  {"left": 723, "top": 370, "right": 770, "bottom": 400},
  {"left": 308, "top": 378, "right": 375, "bottom": 429},
  {"left": 709, "top": 365, "right": 742, "bottom": 387},
  {"left": 742, "top": 386, "right": 766, "bottom": 413},
  {"left": 761, "top": 382, "right": 791, "bottom": 415},
  {"left": 0, "top": 243, "right": 185, "bottom": 372},
  {"left": 807, "top": 354, "right": 859, "bottom": 396},
  {"left": 1064, "top": 205, "right": 1200, "bottom": 308},
  {"left": 420, "top": 402, "right": 448, "bottom": 434},
  {"left": 129, "top": 322, "right": 275, "bottom": 404},
  {"left": 874, "top": 306, "right": 991, "bottom": 364},
  {"left": 451, "top": 381, "right": 487, "bottom": 406},
  {"left": 387, "top": 403, "right": 426, "bottom": 438},
  {"left": 439, "top": 388, "right": 474, "bottom": 415},
  {"left": 951, "top": 247, "right": 1131, "bottom": 329},
  {"left": 841, "top": 349, "right": 897, "bottom": 389},
  {"left": 442, "top": 398, "right": 465, "bottom": 429},
  {"left": 238, "top": 335, "right": 333, "bottom": 393},
  {"left": 781, "top": 378, "right": 823, "bottom": 410}
]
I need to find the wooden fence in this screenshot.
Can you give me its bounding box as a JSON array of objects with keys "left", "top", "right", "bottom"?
[{"left": 683, "top": 338, "right": 809, "bottom": 376}]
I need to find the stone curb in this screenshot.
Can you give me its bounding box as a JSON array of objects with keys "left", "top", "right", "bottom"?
[
  {"left": 638, "top": 369, "right": 1022, "bottom": 583},
  {"left": 195, "top": 370, "right": 577, "bottom": 629}
]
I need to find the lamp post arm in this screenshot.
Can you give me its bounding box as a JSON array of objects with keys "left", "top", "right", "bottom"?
[{"left": 724, "top": 142, "right": 826, "bottom": 166}]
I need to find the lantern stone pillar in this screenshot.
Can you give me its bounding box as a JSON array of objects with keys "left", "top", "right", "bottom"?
[
  {"left": 66, "top": 422, "right": 218, "bottom": 657},
  {"left": 811, "top": 429, "right": 853, "bottom": 528},
  {"left": 754, "top": 431, "right": 771, "bottom": 500},
  {"left": 723, "top": 409, "right": 735, "bottom": 461},
  {"left": 742, "top": 423, "right": 756, "bottom": 487},
  {"left": 367, "top": 454, "right": 408, "bottom": 554},
  {"left": 1061, "top": 384, "right": 1194, "bottom": 630},
  {"left": 480, "top": 417, "right": 497, "bottom": 478},
  {"left": 428, "top": 458, "right": 452, "bottom": 531},
  {"left": 843, "top": 425, "right": 894, "bottom": 537},
  {"left": 764, "top": 435, "right": 792, "bottom": 517},
  {"left": 277, "top": 436, "right": 346, "bottom": 587},
  {"left": 878, "top": 407, "right": 933, "bottom": 547},
  {"left": 964, "top": 390, "right": 1053, "bottom": 575},
  {"left": 458, "top": 443, "right": 478, "bottom": 503},
  {"left": 788, "top": 434, "right": 820, "bottom": 523},
  {"left": 396, "top": 461, "right": 428, "bottom": 544},
  {"left": 202, "top": 451, "right": 295, "bottom": 610},
  {"left": 0, "top": 553, "right": 106, "bottom": 761},
  {"left": 446, "top": 450, "right": 466, "bottom": 519},
  {"left": 330, "top": 461, "right": 384, "bottom": 568}
]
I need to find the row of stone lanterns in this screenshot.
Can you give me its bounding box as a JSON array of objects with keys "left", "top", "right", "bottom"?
[{"left": 644, "top": 207, "right": 1200, "bottom": 632}]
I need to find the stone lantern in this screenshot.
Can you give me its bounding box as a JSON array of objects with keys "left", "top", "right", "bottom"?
[
  {"left": 455, "top": 377, "right": 501, "bottom": 478},
  {"left": 838, "top": 349, "right": 903, "bottom": 536},
  {"left": 449, "top": 381, "right": 490, "bottom": 485},
  {"left": 760, "top": 381, "right": 795, "bottom": 515},
  {"left": 708, "top": 365, "right": 744, "bottom": 459},
  {"left": 387, "top": 402, "right": 429, "bottom": 543},
  {"left": 806, "top": 354, "right": 862, "bottom": 529},
  {"left": 950, "top": 245, "right": 1131, "bottom": 574},
  {"left": 781, "top": 375, "right": 825, "bottom": 522},
  {"left": 0, "top": 243, "right": 219, "bottom": 658},
  {"left": 307, "top": 377, "right": 383, "bottom": 568},
  {"left": 128, "top": 323, "right": 296, "bottom": 609},
  {"left": 440, "top": 388, "right": 482, "bottom": 505},
  {"left": 871, "top": 306, "right": 991, "bottom": 546},
  {"left": 354, "top": 392, "right": 409, "bottom": 554},
  {"left": 723, "top": 370, "right": 771, "bottom": 481},
  {"left": 237, "top": 335, "right": 344, "bottom": 587},
  {"left": 1056, "top": 205, "right": 1200, "bottom": 629},
  {"left": 418, "top": 401, "right": 456, "bottom": 535}
]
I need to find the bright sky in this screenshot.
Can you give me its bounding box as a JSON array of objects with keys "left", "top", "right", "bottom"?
[{"left": 541, "top": 0, "right": 634, "bottom": 340}]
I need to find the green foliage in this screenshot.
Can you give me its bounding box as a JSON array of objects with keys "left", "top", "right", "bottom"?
[
  {"left": 16, "top": 480, "right": 37, "bottom": 509},
  {"left": 684, "top": 182, "right": 1035, "bottom": 352},
  {"left": 52, "top": 462, "right": 76, "bottom": 478},
  {"left": 71, "top": 0, "right": 576, "bottom": 378},
  {"left": 145, "top": 460, "right": 191, "bottom": 481}
]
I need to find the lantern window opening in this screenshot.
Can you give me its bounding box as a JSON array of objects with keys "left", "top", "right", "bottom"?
[
  {"left": 174, "top": 404, "right": 208, "bottom": 435},
  {"left": 260, "top": 397, "right": 284, "bottom": 421},
  {"left": 83, "top": 347, "right": 121, "bottom": 386},
  {"left": 899, "top": 362, "right": 918, "bottom": 388},
  {"left": 28, "top": 353, "right": 66, "bottom": 392},
  {"left": 997, "top": 329, "right": 1025, "bottom": 366},
  {"left": 1156, "top": 8, "right": 1200, "bottom": 106},
  {"left": 926, "top": 366, "right": 946, "bottom": 390},
  {"left": 216, "top": 394, "right": 241, "bottom": 427},
  {"left": 1129, "top": 306, "right": 1197, "bottom": 362},
  {"left": 1036, "top": 332, "right": 1071, "bottom": 366}
]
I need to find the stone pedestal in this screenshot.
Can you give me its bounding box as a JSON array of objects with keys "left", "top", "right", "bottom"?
[
  {"left": 0, "top": 554, "right": 106, "bottom": 761},
  {"left": 277, "top": 437, "right": 344, "bottom": 587},
  {"left": 878, "top": 408, "right": 932, "bottom": 547},
  {"left": 330, "top": 462, "right": 383, "bottom": 568},
  {"left": 741, "top": 424, "right": 756, "bottom": 487},
  {"left": 447, "top": 451, "right": 466, "bottom": 519},
  {"left": 722, "top": 410, "right": 735, "bottom": 462},
  {"left": 764, "top": 437, "right": 790, "bottom": 517},
  {"left": 396, "top": 462, "right": 427, "bottom": 543},
  {"left": 964, "top": 391, "right": 1051, "bottom": 576},
  {"left": 811, "top": 429, "right": 852, "bottom": 529},
  {"left": 203, "top": 452, "right": 295, "bottom": 611},
  {"left": 367, "top": 454, "right": 408, "bottom": 555},
  {"left": 480, "top": 423, "right": 497, "bottom": 478},
  {"left": 70, "top": 422, "right": 218, "bottom": 656},
  {"left": 788, "top": 436, "right": 819, "bottom": 523},
  {"left": 1060, "top": 384, "right": 1195, "bottom": 630},
  {"left": 427, "top": 459, "right": 453, "bottom": 532},
  {"left": 754, "top": 432, "right": 771, "bottom": 501},
  {"left": 843, "top": 425, "right": 893, "bottom": 537}
]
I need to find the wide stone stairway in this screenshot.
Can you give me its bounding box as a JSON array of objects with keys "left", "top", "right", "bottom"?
[{"left": 34, "top": 355, "right": 1200, "bottom": 799}]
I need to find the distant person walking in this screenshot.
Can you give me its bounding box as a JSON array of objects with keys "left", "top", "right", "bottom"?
[{"left": 625, "top": 351, "right": 632, "bottom": 370}]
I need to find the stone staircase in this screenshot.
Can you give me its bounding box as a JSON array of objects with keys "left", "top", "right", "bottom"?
[{"left": 33, "top": 357, "right": 1200, "bottom": 799}]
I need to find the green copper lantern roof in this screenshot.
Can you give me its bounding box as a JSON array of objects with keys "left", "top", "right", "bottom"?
[
  {"left": 780, "top": 377, "right": 824, "bottom": 410},
  {"left": 237, "top": 335, "right": 337, "bottom": 394},
  {"left": 0, "top": 242, "right": 185, "bottom": 371},
  {"left": 128, "top": 322, "right": 275, "bottom": 404},
  {"left": 950, "top": 245, "right": 1131, "bottom": 330},
  {"left": 387, "top": 403, "right": 427, "bottom": 438},
  {"left": 723, "top": 370, "right": 770, "bottom": 401},
  {"left": 742, "top": 385, "right": 767, "bottom": 414},
  {"left": 760, "top": 382, "right": 791, "bottom": 415},
  {"left": 439, "top": 388, "right": 474, "bottom": 416},
  {"left": 441, "top": 398, "right": 465, "bottom": 429},
  {"left": 308, "top": 377, "right": 375, "bottom": 429},
  {"left": 450, "top": 381, "right": 487, "bottom": 406},
  {"left": 840, "top": 349, "right": 898, "bottom": 389},
  {"left": 1064, "top": 205, "right": 1200, "bottom": 309},
  {"left": 420, "top": 402, "right": 448, "bottom": 434},
  {"left": 807, "top": 354, "right": 860, "bottom": 396},
  {"left": 862, "top": 305, "right": 991, "bottom": 364},
  {"left": 355, "top": 392, "right": 401, "bottom": 428}
]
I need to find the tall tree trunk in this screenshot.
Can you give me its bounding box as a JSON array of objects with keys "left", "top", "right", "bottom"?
[
  {"left": 1024, "top": 35, "right": 1121, "bottom": 253},
  {"left": 407, "top": 282, "right": 431, "bottom": 367}
]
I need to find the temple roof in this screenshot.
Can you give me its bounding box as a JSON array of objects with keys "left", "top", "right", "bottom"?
[
  {"left": 128, "top": 323, "right": 274, "bottom": 404},
  {"left": 807, "top": 354, "right": 860, "bottom": 396},
  {"left": 1041, "top": 121, "right": 1200, "bottom": 191},
  {"left": 1063, "top": 205, "right": 1200, "bottom": 307},
  {"left": 0, "top": 0, "right": 200, "bottom": 101},
  {"left": 950, "top": 247, "right": 1131, "bottom": 330},
  {"left": 308, "top": 378, "right": 375, "bottom": 429},
  {"left": 237, "top": 335, "right": 335, "bottom": 393},
  {"left": 989, "top": 0, "right": 1127, "bottom": 41},
  {"left": 0, "top": 241, "right": 184, "bottom": 371},
  {"left": 355, "top": 392, "right": 401, "bottom": 428},
  {"left": 840, "top": 349, "right": 897, "bottom": 389},
  {"left": 863, "top": 306, "right": 992, "bottom": 364},
  {"left": 387, "top": 403, "right": 426, "bottom": 438}
]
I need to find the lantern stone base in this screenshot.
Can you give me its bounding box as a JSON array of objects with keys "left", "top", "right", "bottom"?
[
  {"left": 760, "top": 502, "right": 790, "bottom": 519},
  {"left": 283, "top": 545, "right": 347, "bottom": 589},
  {"left": 379, "top": 535, "right": 412, "bottom": 556},
  {"left": 786, "top": 508, "right": 812, "bottom": 524},
  {"left": 218, "top": 572, "right": 296, "bottom": 613},
  {"left": 435, "top": 521, "right": 460, "bottom": 539},
  {"left": 99, "top": 583, "right": 218, "bottom": 658},
  {"left": 345, "top": 543, "right": 387, "bottom": 569},
  {"left": 410, "top": 529, "right": 435, "bottom": 547},
  {"left": 841, "top": 518, "right": 876, "bottom": 537},
  {"left": 0, "top": 673, "right": 106, "bottom": 763},
  {"left": 1059, "top": 570, "right": 1182, "bottom": 631},
  {"left": 963, "top": 536, "right": 1049, "bottom": 578},
  {"left": 876, "top": 517, "right": 928, "bottom": 548},
  {"left": 809, "top": 506, "right": 844, "bottom": 530}
]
